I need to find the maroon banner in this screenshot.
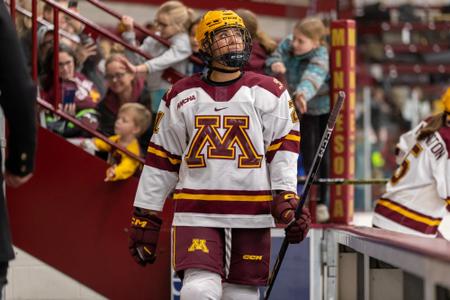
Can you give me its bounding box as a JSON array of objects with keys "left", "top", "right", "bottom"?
[{"left": 329, "top": 20, "right": 356, "bottom": 224}]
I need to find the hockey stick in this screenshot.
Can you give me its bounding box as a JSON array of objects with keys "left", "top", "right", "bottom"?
[
  {"left": 264, "top": 91, "right": 345, "bottom": 300},
  {"left": 297, "top": 177, "right": 388, "bottom": 185}
]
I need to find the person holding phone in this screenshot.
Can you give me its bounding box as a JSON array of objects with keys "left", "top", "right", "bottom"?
[
  {"left": 40, "top": 43, "right": 100, "bottom": 136},
  {"left": 62, "top": 88, "right": 76, "bottom": 105},
  {"left": 41, "top": 43, "right": 100, "bottom": 112}
]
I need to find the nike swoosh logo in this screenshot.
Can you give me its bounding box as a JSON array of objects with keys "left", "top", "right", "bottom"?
[{"left": 214, "top": 107, "right": 228, "bottom": 112}]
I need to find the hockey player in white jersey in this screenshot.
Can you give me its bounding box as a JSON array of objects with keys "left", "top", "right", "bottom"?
[
  {"left": 127, "top": 9, "right": 311, "bottom": 300},
  {"left": 373, "top": 88, "right": 450, "bottom": 238}
]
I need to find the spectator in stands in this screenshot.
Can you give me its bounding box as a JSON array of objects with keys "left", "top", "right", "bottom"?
[
  {"left": 40, "top": 43, "right": 100, "bottom": 137},
  {"left": 82, "top": 103, "right": 151, "bottom": 182},
  {"left": 372, "top": 88, "right": 450, "bottom": 239},
  {"left": 41, "top": 1, "right": 68, "bottom": 29},
  {"left": 41, "top": 43, "right": 100, "bottom": 111},
  {"left": 0, "top": 1, "right": 37, "bottom": 294},
  {"left": 15, "top": 0, "right": 41, "bottom": 68},
  {"left": 37, "top": 28, "right": 81, "bottom": 79},
  {"left": 65, "top": 0, "right": 106, "bottom": 97},
  {"left": 37, "top": 0, "right": 70, "bottom": 45},
  {"left": 120, "top": 0, "right": 194, "bottom": 114},
  {"left": 185, "top": 17, "right": 205, "bottom": 75},
  {"left": 96, "top": 54, "right": 152, "bottom": 152},
  {"left": 236, "top": 8, "right": 277, "bottom": 74},
  {"left": 266, "top": 17, "right": 330, "bottom": 223},
  {"left": 37, "top": 28, "right": 54, "bottom": 64}
]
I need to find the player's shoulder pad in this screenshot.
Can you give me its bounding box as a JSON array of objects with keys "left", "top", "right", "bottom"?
[
  {"left": 242, "top": 72, "right": 287, "bottom": 98},
  {"left": 438, "top": 126, "right": 450, "bottom": 158},
  {"left": 163, "top": 74, "right": 203, "bottom": 108}
]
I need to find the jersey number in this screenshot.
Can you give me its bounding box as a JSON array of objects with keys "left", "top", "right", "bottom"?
[
  {"left": 153, "top": 111, "right": 164, "bottom": 134},
  {"left": 185, "top": 115, "right": 262, "bottom": 168},
  {"left": 390, "top": 143, "right": 423, "bottom": 185}
]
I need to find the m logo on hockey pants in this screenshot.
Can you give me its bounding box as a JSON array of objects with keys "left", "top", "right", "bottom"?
[
  {"left": 188, "top": 239, "right": 209, "bottom": 253},
  {"left": 185, "top": 115, "right": 262, "bottom": 168}
]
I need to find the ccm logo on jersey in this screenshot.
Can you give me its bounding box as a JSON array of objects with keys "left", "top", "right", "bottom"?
[
  {"left": 242, "top": 254, "right": 263, "bottom": 261},
  {"left": 177, "top": 95, "right": 196, "bottom": 109}
]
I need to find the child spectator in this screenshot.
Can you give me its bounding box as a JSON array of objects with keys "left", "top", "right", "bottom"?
[
  {"left": 83, "top": 103, "right": 151, "bottom": 182},
  {"left": 236, "top": 8, "right": 277, "bottom": 74},
  {"left": 96, "top": 54, "right": 152, "bottom": 152},
  {"left": 266, "top": 17, "right": 330, "bottom": 222},
  {"left": 185, "top": 17, "right": 205, "bottom": 75},
  {"left": 120, "top": 0, "right": 194, "bottom": 114}
]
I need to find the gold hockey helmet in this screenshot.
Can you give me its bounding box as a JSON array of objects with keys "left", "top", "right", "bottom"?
[
  {"left": 195, "top": 10, "right": 251, "bottom": 68},
  {"left": 195, "top": 10, "right": 245, "bottom": 44}
]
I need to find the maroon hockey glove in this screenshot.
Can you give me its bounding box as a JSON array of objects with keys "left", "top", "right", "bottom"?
[
  {"left": 128, "top": 208, "right": 162, "bottom": 266},
  {"left": 285, "top": 207, "right": 311, "bottom": 244},
  {"left": 271, "top": 191, "right": 300, "bottom": 224}
]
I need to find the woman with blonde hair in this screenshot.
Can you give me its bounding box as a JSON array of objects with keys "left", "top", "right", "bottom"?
[
  {"left": 120, "top": 1, "right": 194, "bottom": 113},
  {"left": 96, "top": 54, "right": 152, "bottom": 151}
]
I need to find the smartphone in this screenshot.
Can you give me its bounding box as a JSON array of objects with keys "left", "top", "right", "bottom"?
[{"left": 62, "top": 89, "right": 76, "bottom": 105}]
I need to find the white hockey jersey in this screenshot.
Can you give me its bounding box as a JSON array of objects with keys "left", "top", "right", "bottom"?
[
  {"left": 134, "top": 72, "right": 300, "bottom": 228},
  {"left": 373, "top": 122, "right": 450, "bottom": 237},
  {"left": 394, "top": 121, "right": 426, "bottom": 165}
]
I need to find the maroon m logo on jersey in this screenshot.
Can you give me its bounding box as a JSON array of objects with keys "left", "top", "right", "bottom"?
[{"left": 185, "top": 116, "right": 262, "bottom": 168}]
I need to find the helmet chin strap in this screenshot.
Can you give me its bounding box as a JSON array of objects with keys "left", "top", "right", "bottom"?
[
  {"left": 198, "top": 50, "right": 241, "bottom": 73},
  {"left": 209, "top": 57, "right": 242, "bottom": 73},
  {"left": 209, "top": 65, "right": 241, "bottom": 73}
]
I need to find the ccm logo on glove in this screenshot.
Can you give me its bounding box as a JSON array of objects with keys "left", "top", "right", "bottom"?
[
  {"left": 271, "top": 191, "right": 311, "bottom": 244},
  {"left": 128, "top": 209, "right": 162, "bottom": 266}
]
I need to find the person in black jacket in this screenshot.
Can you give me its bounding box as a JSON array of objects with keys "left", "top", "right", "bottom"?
[{"left": 0, "top": 2, "right": 37, "bottom": 296}]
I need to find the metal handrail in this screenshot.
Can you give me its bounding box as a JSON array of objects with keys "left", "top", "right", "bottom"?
[
  {"left": 10, "top": 0, "right": 146, "bottom": 164},
  {"left": 37, "top": 97, "right": 145, "bottom": 164},
  {"left": 8, "top": 2, "right": 80, "bottom": 44},
  {"left": 85, "top": 0, "right": 204, "bottom": 66},
  {"left": 8, "top": 0, "right": 16, "bottom": 23},
  {"left": 36, "top": 0, "right": 185, "bottom": 84}
]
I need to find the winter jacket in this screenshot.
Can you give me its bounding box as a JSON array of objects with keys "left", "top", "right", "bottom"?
[{"left": 266, "top": 35, "right": 330, "bottom": 115}]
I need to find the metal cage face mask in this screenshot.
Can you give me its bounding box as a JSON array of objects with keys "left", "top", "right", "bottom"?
[{"left": 202, "top": 26, "right": 252, "bottom": 68}]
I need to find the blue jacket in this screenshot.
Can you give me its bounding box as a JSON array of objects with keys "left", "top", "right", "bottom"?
[{"left": 266, "top": 35, "right": 330, "bottom": 115}]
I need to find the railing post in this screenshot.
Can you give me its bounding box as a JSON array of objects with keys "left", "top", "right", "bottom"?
[
  {"left": 52, "top": 5, "right": 60, "bottom": 107},
  {"left": 324, "top": 230, "right": 338, "bottom": 300},
  {"left": 310, "top": 228, "right": 324, "bottom": 300},
  {"left": 9, "top": 0, "right": 16, "bottom": 24},
  {"left": 31, "top": 0, "right": 38, "bottom": 81}
]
